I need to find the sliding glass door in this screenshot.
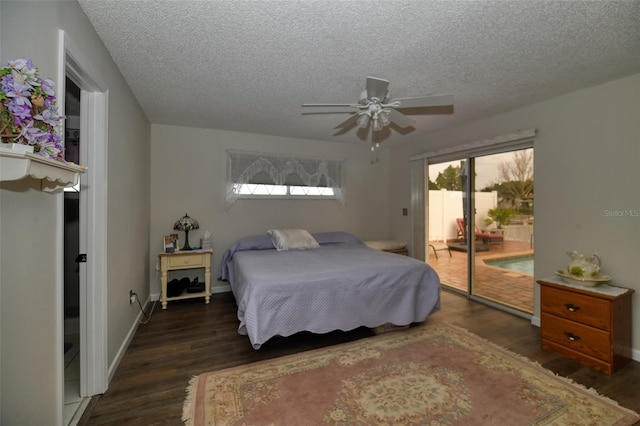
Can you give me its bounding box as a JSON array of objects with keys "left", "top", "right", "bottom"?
[
  {"left": 470, "top": 149, "right": 534, "bottom": 314},
  {"left": 426, "top": 147, "right": 534, "bottom": 316}
]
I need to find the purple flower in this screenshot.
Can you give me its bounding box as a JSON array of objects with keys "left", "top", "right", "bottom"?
[
  {"left": 19, "top": 123, "right": 47, "bottom": 142},
  {"left": 1, "top": 58, "right": 65, "bottom": 161},
  {"left": 6, "top": 82, "right": 32, "bottom": 107},
  {"left": 10, "top": 103, "right": 31, "bottom": 124},
  {"left": 40, "top": 78, "right": 55, "bottom": 96},
  {"left": 8, "top": 58, "right": 28, "bottom": 71},
  {"left": 33, "top": 109, "right": 57, "bottom": 126},
  {"left": 0, "top": 75, "right": 13, "bottom": 93}
]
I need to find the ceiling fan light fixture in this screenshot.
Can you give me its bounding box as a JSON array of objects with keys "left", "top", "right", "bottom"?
[
  {"left": 379, "top": 111, "right": 391, "bottom": 127},
  {"left": 357, "top": 113, "right": 370, "bottom": 129},
  {"left": 372, "top": 116, "right": 383, "bottom": 132}
]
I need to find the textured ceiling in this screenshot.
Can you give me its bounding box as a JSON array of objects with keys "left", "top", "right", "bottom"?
[{"left": 77, "top": 0, "right": 640, "bottom": 148}]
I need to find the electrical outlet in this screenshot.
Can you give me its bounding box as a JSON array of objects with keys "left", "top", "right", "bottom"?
[
  {"left": 155, "top": 261, "right": 160, "bottom": 271},
  {"left": 129, "top": 289, "right": 137, "bottom": 304}
]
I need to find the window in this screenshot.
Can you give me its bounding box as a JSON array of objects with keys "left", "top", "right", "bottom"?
[
  {"left": 226, "top": 150, "right": 344, "bottom": 207},
  {"left": 234, "top": 184, "right": 335, "bottom": 197}
]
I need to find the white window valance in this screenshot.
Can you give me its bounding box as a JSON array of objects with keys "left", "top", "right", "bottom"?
[{"left": 226, "top": 150, "right": 345, "bottom": 207}]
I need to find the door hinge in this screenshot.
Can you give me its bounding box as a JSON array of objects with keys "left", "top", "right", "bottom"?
[{"left": 75, "top": 253, "right": 87, "bottom": 263}]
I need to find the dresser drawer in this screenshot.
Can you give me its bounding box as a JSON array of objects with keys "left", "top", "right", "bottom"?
[
  {"left": 167, "top": 253, "right": 205, "bottom": 268},
  {"left": 538, "top": 279, "right": 634, "bottom": 375},
  {"left": 540, "top": 285, "right": 610, "bottom": 331},
  {"left": 541, "top": 313, "right": 611, "bottom": 362}
]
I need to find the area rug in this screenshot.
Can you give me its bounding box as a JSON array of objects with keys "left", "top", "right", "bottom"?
[{"left": 183, "top": 322, "right": 639, "bottom": 425}]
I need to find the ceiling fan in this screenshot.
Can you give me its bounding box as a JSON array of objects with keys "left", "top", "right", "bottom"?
[{"left": 302, "top": 76, "right": 454, "bottom": 147}]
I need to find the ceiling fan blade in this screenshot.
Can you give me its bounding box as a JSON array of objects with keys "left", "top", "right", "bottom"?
[
  {"left": 391, "top": 94, "right": 454, "bottom": 109},
  {"left": 399, "top": 104, "right": 454, "bottom": 115},
  {"left": 387, "top": 109, "right": 416, "bottom": 129},
  {"left": 301, "top": 111, "right": 355, "bottom": 116},
  {"left": 302, "top": 103, "right": 359, "bottom": 108},
  {"left": 333, "top": 113, "right": 360, "bottom": 130},
  {"left": 366, "top": 76, "right": 389, "bottom": 101}
]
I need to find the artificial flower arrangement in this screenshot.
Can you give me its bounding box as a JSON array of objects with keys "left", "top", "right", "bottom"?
[{"left": 0, "top": 58, "right": 65, "bottom": 161}]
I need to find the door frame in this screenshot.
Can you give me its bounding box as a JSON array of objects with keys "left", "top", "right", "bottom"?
[
  {"left": 412, "top": 130, "right": 536, "bottom": 316},
  {"left": 56, "top": 30, "right": 109, "bottom": 398}
]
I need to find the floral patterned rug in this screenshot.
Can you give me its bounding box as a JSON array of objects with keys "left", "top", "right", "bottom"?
[{"left": 183, "top": 322, "right": 639, "bottom": 425}]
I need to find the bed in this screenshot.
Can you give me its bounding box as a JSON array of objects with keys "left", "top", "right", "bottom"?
[{"left": 218, "top": 231, "right": 441, "bottom": 349}]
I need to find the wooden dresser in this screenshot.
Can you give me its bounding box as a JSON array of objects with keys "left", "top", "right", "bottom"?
[{"left": 538, "top": 278, "right": 634, "bottom": 375}]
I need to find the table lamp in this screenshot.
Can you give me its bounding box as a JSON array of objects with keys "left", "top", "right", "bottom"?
[{"left": 173, "top": 213, "right": 199, "bottom": 250}]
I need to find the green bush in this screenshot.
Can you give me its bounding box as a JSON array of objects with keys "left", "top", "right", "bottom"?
[{"left": 484, "top": 208, "right": 516, "bottom": 229}]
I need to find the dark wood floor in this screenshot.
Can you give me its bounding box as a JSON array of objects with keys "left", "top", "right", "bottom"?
[{"left": 79, "top": 289, "right": 640, "bottom": 425}]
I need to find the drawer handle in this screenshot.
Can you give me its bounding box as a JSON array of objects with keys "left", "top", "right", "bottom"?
[
  {"left": 564, "top": 332, "right": 581, "bottom": 342},
  {"left": 564, "top": 303, "right": 581, "bottom": 312}
]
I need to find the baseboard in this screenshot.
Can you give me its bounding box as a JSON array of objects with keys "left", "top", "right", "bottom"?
[
  {"left": 149, "top": 283, "right": 231, "bottom": 302},
  {"left": 212, "top": 283, "right": 231, "bottom": 293},
  {"left": 107, "top": 295, "right": 149, "bottom": 384},
  {"left": 530, "top": 315, "right": 540, "bottom": 327}
]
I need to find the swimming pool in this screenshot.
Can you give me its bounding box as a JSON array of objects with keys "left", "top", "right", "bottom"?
[{"left": 484, "top": 255, "right": 534, "bottom": 275}]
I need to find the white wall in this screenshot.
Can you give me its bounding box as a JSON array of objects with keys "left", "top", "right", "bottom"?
[
  {"left": 150, "top": 124, "right": 390, "bottom": 294},
  {"left": 0, "top": 2, "right": 150, "bottom": 424},
  {"left": 389, "top": 73, "right": 640, "bottom": 355}
]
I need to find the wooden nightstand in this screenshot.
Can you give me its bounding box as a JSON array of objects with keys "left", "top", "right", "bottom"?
[
  {"left": 158, "top": 250, "right": 212, "bottom": 309},
  {"left": 538, "top": 278, "right": 634, "bottom": 375}
]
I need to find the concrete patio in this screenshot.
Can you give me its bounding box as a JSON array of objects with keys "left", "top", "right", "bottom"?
[{"left": 427, "top": 240, "right": 534, "bottom": 314}]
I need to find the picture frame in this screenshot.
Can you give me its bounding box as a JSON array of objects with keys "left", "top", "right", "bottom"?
[{"left": 163, "top": 234, "right": 179, "bottom": 253}]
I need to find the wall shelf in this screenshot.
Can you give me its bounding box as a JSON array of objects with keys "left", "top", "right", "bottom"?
[{"left": 0, "top": 146, "right": 87, "bottom": 192}]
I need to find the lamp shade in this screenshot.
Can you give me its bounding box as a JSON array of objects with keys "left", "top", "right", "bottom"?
[
  {"left": 174, "top": 213, "right": 199, "bottom": 250},
  {"left": 174, "top": 213, "right": 199, "bottom": 231}
]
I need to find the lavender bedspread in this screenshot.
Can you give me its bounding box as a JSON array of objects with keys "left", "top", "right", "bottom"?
[{"left": 219, "top": 232, "right": 441, "bottom": 349}]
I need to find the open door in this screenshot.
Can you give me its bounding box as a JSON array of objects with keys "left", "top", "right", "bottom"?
[{"left": 58, "top": 30, "right": 109, "bottom": 424}]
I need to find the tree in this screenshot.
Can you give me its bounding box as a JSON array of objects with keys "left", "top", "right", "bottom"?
[
  {"left": 484, "top": 207, "right": 516, "bottom": 229},
  {"left": 492, "top": 149, "right": 533, "bottom": 211},
  {"left": 434, "top": 165, "right": 462, "bottom": 190}
]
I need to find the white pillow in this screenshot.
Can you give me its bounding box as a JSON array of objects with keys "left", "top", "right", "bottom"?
[{"left": 267, "top": 229, "right": 320, "bottom": 251}]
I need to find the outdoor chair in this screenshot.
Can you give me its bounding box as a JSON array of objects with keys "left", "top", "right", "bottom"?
[
  {"left": 456, "top": 218, "right": 504, "bottom": 247},
  {"left": 428, "top": 241, "right": 452, "bottom": 259}
]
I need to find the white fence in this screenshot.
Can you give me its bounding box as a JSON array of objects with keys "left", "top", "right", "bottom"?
[{"left": 428, "top": 189, "right": 533, "bottom": 243}]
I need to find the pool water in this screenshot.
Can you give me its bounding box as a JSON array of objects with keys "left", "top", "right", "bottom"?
[{"left": 485, "top": 255, "right": 534, "bottom": 275}]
